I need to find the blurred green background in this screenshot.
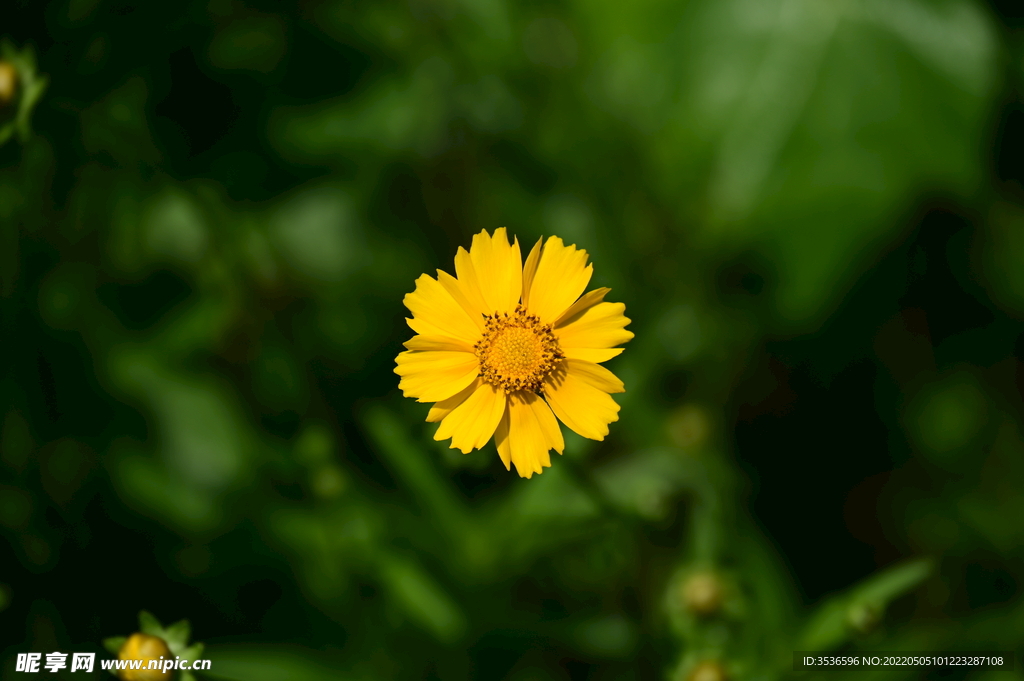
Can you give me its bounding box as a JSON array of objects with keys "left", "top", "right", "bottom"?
[{"left": 2, "top": 0, "right": 1024, "bottom": 679}]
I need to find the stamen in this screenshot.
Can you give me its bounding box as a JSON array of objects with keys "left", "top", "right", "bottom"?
[{"left": 474, "top": 305, "right": 564, "bottom": 394}]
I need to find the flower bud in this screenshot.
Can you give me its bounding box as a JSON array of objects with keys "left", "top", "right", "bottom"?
[
  {"left": 686, "top": 659, "right": 728, "bottom": 681},
  {"left": 681, "top": 571, "right": 724, "bottom": 617},
  {"left": 117, "top": 633, "right": 172, "bottom": 680},
  {"left": 0, "top": 62, "right": 16, "bottom": 106},
  {"left": 847, "top": 601, "right": 882, "bottom": 634}
]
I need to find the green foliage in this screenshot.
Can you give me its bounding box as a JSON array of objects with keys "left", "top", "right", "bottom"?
[
  {"left": 907, "top": 373, "right": 989, "bottom": 465},
  {"left": 101, "top": 637, "right": 126, "bottom": 656},
  {"left": 2, "top": 0, "right": 1024, "bottom": 679},
  {"left": 798, "top": 559, "right": 933, "bottom": 652},
  {"left": 205, "top": 646, "right": 355, "bottom": 681}
]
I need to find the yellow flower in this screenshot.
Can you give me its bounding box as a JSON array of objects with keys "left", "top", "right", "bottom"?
[
  {"left": 395, "top": 228, "right": 632, "bottom": 478},
  {"left": 117, "top": 633, "right": 171, "bottom": 681}
]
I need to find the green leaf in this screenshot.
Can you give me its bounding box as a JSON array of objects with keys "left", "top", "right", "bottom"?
[
  {"left": 589, "top": 0, "right": 998, "bottom": 329},
  {"left": 102, "top": 636, "right": 126, "bottom": 655},
  {"left": 377, "top": 552, "right": 467, "bottom": 644},
  {"left": 798, "top": 558, "right": 933, "bottom": 651},
  {"left": 181, "top": 642, "right": 205, "bottom": 662},
  {"left": 594, "top": 447, "right": 708, "bottom": 521},
  {"left": 137, "top": 610, "right": 164, "bottom": 636},
  {"left": 267, "top": 59, "right": 454, "bottom": 162},
  {"left": 162, "top": 618, "right": 192, "bottom": 650},
  {"left": 362, "top": 405, "right": 471, "bottom": 541},
  {"left": 79, "top": 77, "right": 158, "bottom": 164}
]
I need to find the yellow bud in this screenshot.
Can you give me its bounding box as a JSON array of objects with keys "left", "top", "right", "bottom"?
[
  {"left": 0, "top": 62, "right": 16, "bottom": 106},
  {"left": 117, "top": 633, "right": 172, "bottom": 681},
  {"left": 686, "top": 660, "right": 728, "bottom": 681},
  {"left": 681, "top": 571, "right": 724, "bottom": 617}
]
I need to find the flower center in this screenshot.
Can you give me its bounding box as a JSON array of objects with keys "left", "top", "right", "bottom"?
[{"left": 475, "top": 306, "right": 564, "bottom": 394}]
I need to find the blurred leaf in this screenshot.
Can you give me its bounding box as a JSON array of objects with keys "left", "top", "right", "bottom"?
[
  {"left": 112, "top": 452, "right": 221, "bottom": 534},
  {"left": 270, "top": 185, "right": 363, "bottom": 285},
  {"left": 110, "top": 353, "right": 247, "bottom": 490},
  {"left": 524, "top": 17, "right": 578, "bottom": 69},
  {"left": 906, "top": 372, "right": 988, "bottom": 466},
  {"left": 487, "top": 465, "right": 601, "bottom": 567},
  {"left": 142, "top": 188, "right": 208, "bottom": 266},
  {"left": 252, "top": 339, "right": 307, "bottom": 412},
  {"left": 268, "top": 59, "right": 453, "bottom": 160},
  {"left": 378, "top": 553, "right": 467, "bottom": 644},
  {"left": 162, "top": 618, "right": 191, "bottom": 650},
  {"left": 38, "top": 263, "right": 96, "bottom": 330},
  {"left": 798, "top": 557, "right": 933, "bottom": 651},
  {"left": 293, "top": 422, "right": 335, "bottom": 467},
  {"left": 454, "top": 74, "right": 521, "bottom": 132},
  {"left": 138, "top": 610, "right": 163, "bottom": 636},
  {"left": 362, "top": 405, "right": 471, "bottom": 540},
  {"left": 208, "top": 16, "right": 287, "bottom": 74},
  {"left": 206, "top": 645, "right": 356, "bottom": 681},
  {"left": 265, "top": 505, "right": 372, "bottom": 602},
  {"left": 102, "top": 636, "right": 126, "bottom": 655},
  {"left": 181, "top": 642, "right": 204, "bottom": 662},
  {"left": 569, "top": 615, "right": 638, "bottom": 659},
  {"left": 594, "top": 447, "right": 705, "bottom": 521},
  {"left": 621, "top": 0, "right": 998, "bottom": 327},
  {"left": 80, "top": 77, "right": 159, "bottom": 164},
  {"left": 40, "top": 439, "right": 91, "bottom": 506}
]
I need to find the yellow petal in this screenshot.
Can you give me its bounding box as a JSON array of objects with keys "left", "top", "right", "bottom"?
[
  {"left": 437, "top": 269, "right": 485, "bottom": 331},
  {"left": 554, "top": 287, "right": 609, "bottom": 326},
  {"left": 521, "top": 236, "right": 543, "bottom": 309},
  {"left": 542, "top": 362, "right": 621, "bottom": 440},
  {"left": 507, "top": 391, "right": 564, "bottom": 478},
  {"left": 403, "top": 273, "right": 482, "bottom": 345},
  {"left": 452, "top": 246, "right": 492, "bottom": 317},
  {"left": 406, "top": 316, "right": 464, "bottom": 341},
  {"left": 403, "top": 335, "right": 475, "bottom": 353},
  {"left": 526, "top": 236, "right": 593, "bottom": 324},
  {"left": 494, "top": 408, "right": 512, "bottom": 470},
  {"left": 433, "top": 381, "right": 508, "bottom": 454},
  {"left": 554, "top": 301, "right": 633, "bottom": 354},
  {"left": 562, "top": 358, "right": 625, "bottom": 393},
  {"left": 468, "top": 228, "right": 523, "bottom": 315},
  {"left": 395, "top": 350, "right": 479, "bottom": 403},
  {"left": 427, "top": 379, "right": 479, "bottom": 423},
  {"left": 563, "top": 347, "right": 624, "bottom": 363}
]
